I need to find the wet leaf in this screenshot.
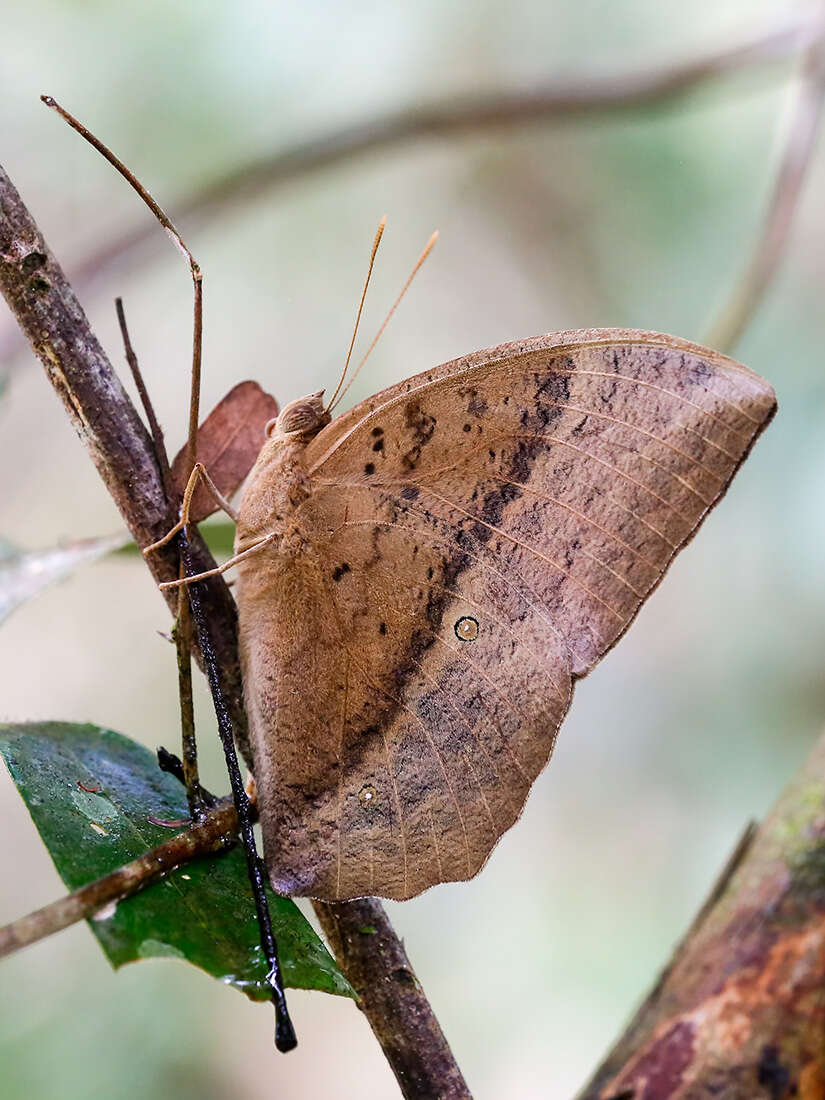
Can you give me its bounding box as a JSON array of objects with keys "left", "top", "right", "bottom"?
[
  {"left": 0, "top": 721, "right": 353, "bottom": 999},
  {"left": 170, "top": 381, "right": 278, "bottom": 521},
  {"left": 0, "top": 533, "right": 130, "bottom": 626}
]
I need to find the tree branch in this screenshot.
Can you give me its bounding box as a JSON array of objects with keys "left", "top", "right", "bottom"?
[
  {"left": 0, "top": 162, "right": 468, "bottom": 1097},
  {"left": 315, "top": 898, "right": 471, "bottom": 1099},
  {"left": 707, "top": 12, "right": 825, "bottom": 351},
  {"left": 578, "top": 728, "right": 825, "bottom": 1099},
  {"left": 0, "top": 163, "right": 250, "bottom": 764}
]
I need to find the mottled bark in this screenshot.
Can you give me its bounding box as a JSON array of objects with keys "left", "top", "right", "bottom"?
[{"left": 580, "top": 732, "right": 825, "bottom": 1100}]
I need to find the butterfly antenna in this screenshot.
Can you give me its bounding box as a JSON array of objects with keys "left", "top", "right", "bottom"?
[
  {"left": 328, "top": 229, "right": 439, "bottom": 413},
  {"left": 326, "top": 215, "right": 387, "bottom": 413},
  {"left": 41, "top": 95, "right": 203, "bottom": 480}
]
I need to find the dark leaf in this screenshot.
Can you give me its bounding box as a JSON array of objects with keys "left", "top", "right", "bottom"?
[{"left": 0, "top": 721, "right": 353, "bottom": 999}]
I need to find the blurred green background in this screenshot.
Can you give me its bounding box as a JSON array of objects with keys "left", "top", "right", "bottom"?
[{"left": 1, "top": 1, "right": 824, "bottom": 1097}]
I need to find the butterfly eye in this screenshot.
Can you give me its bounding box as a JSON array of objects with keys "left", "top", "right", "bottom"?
[
  {"left": 359, "top": 784, "right": 378, "bottom": 808},
  {"left": 454, "top": 616, "right": 479, "bottom": 642}
]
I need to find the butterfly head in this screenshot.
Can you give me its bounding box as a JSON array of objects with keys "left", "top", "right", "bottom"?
[{"left": 267, "top": 391, "right": 331, "bottom": 441}]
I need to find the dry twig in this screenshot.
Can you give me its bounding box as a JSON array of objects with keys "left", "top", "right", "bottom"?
[{"left": 0, "top": 800, "right": 238, "bottom": 957}]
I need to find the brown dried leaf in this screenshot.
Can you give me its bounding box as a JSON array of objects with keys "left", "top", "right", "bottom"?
[{"left": 170, "top": 381, "right": 278, "bottom": 522}]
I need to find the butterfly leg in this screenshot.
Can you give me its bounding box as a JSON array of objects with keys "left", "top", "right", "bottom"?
[
  {"left": 158, "top": 533, "right": 276, "bottom": 590},
  {"left": 143, "top": 462, "right": 239, "bottom": 556}
]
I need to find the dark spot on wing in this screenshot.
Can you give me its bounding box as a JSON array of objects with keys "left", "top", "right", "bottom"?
[
  {"left": 364, "top": 462, "right": 375, "bottom": 476},
  {"left": 682, "top": 352, "right": 714, "bottom": 389},
  {"left": 601, "top": 377, "right": 618, "bottom": 404},
  {"left": 372, "top": 437, "right": 384, "bottom": 452},
  {"left": 401, "top": 400, "right": 437, "bottom": 471},
  {"left": 519, "top": 366, "right": 571, "bottom": 432},
  {"left": 379, "top": 622, "right": 387, "bottom": 635},
  {"left": 464, "top": 389, "right": 488, "bottom": 417},
  {"left": 564, "top": 537, "right": 581, "bottom": 569},
  {"left": 332, "top": 562, "right": 351, "bottom": 582}
]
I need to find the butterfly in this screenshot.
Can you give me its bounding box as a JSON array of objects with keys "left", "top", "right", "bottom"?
[{"left": 206, "top": 326, "right": 776, "bottom": 903}]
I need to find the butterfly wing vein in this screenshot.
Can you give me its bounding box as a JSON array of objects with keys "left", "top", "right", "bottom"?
[{"left": 237, "top": 330, "right": 775, "bottom": 901}]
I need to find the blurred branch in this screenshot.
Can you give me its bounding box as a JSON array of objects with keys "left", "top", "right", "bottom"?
[
  {"left": 0, "top": 16, "right": 815, "bottom": 370},
  {"left": 76, "top": 18, "right": 818, "bottom": 259},
  {"left": 579, "top": 730, "right": 825, "bottom": 1099},
  {"left": 0, "top": 163, "right": 468, "bottom": 1098},
  {"left": 0, "top": 799, "right": 237, "bottom": 957},
  {"left": 707, "top": 16, "right": 825, "bottom": 351}
]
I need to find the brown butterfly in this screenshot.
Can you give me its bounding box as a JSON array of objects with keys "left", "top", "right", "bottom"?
[{"left": 168, "top": 324, "right": 775, "bottom": 903}]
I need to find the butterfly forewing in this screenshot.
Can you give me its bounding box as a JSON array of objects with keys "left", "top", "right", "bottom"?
[{"left": 240, "top": 329, "right": 775, "bottom": 901}]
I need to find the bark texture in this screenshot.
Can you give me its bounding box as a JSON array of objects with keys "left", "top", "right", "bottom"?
[
  {"left": 316, "top": 897, "right": 471, "bottom": 1099},
  {"left": 580, "top": 732, "right": 825, "bottom": 1100}
]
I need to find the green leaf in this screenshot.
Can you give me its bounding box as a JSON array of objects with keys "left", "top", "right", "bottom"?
[
  {"left": 0, "top": 533, "right": 131, "bottom": 626},
  {"left": 0, "top": 721, "right": 354, "bottom": 1000}
]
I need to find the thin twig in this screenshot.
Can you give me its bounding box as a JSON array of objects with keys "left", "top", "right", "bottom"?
[
  {"left": 115, "top": 296, "right": 205, "bottom": 816},
  {"left": 115, "top": 296, "right": 172, "bottom": 491},
  {"left": 46, "top": 96, "right": 208, "bottom": 812},
  {"left": 0, "top": 799, "right": 238, "bottom": 958},
  {"left": 706, "top": 14, "right": 825, "bottom": 351}
]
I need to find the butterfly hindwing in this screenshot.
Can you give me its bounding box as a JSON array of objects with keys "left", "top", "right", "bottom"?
[{"left": 241, "top": 329, "right": 775, "bottom": 900}]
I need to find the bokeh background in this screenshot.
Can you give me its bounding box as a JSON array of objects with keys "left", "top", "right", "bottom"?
[{"left": 2, "top": 1, "right": 824, "bottom": 1097}]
